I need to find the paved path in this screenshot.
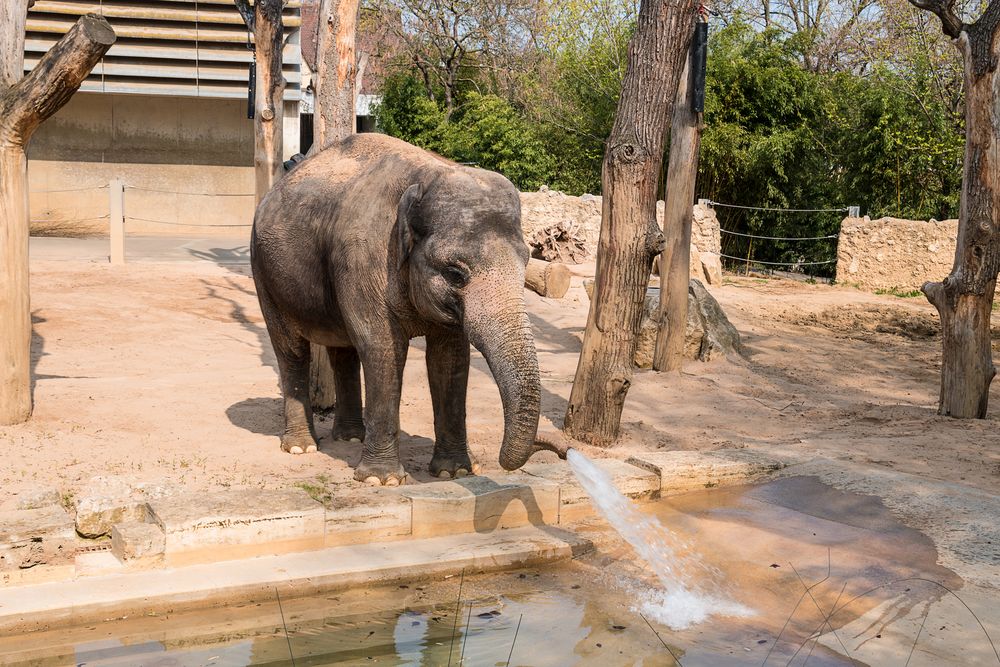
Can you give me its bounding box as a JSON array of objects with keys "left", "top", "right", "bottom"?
[{"left": 30, "top": 236, "right": 250, "bottom": 264}]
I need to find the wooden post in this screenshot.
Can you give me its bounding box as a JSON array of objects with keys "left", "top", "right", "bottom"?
[
  {"left": 109, "top": 178, "right": 124, "bottom": 265},
  {"left": 564, "top": 0, "right": 697, "bottom": 446},
  {"left": 0, "top": 11, "right": 115, "bottom": 424},
  {"left": 307, "top": 0, "right": 361, "bottom": 408},
  {"left": 240, "top": 0, "right": 286, "bottom": 203},
  {"left": 653, "top": 38, "right": 702, "bottom": 372},
  {"left": 313, "top": 0, "right": 361, "bottom": 149},
  {"left": 524, "top": 258, "right": 571, "bottom": 298}
]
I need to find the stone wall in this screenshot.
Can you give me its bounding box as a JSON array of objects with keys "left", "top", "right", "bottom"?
[
  {"left": 519, "top": 187, "right": 724, "bottom": 283},
  {"left": 836, "top": 216, "right": 957, "bottom": 291}
]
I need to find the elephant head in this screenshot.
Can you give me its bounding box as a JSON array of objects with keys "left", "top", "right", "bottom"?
[{"left": 396, "top": 169, "right": 546, "bottom": 471}]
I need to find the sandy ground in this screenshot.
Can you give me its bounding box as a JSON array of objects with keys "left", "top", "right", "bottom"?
[{"left": 2, "top": 254, "right": 999, "bottom": 512}]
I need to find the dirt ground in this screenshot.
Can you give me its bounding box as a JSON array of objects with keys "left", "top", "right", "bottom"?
[{"left": 2, "top": 258, "right": 999, "bottom": 512}]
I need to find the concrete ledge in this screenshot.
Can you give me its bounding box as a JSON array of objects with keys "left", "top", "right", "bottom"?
[
  {"left": 0, "top": 525, "right": 592, "bottom": 635},
  {"left": 324, "top": 489, "right": 412, "bottom": 547},
  {"left": 520, "top": 460, "right": 660, "bottom": 522},
  {"left": 627, "top": 449, "right": 786, "bottom": 495},
  {"left": 399, "top": 475, "right": 560, "bottom": 538},
  {"left": 0, "top": 506, "right": 78, "bottom": 586},
  {"left": 148, "top": 488, "right": 326, "bottom": 567}
]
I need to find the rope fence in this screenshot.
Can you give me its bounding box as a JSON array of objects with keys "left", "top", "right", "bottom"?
[
  {"left": 704, "top": 199, "right": 855, "bottom": 275},
  {"left": 124, "top": 184, "right": 255, "bottom": 198},
  {"left": 30, "top": 184, "right": 109, "bottom": 194},
  {"left": 125, "top": 216, "right": 251, "bottom": 228}
]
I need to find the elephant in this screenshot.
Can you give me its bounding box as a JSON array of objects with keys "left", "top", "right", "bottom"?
[{"left": 250, "top": 133, "right": 564, "bottom": 486}]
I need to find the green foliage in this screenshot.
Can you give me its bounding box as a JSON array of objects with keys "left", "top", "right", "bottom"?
[{"left": 875, "top": 287, "right": 925, "bottom": 298}]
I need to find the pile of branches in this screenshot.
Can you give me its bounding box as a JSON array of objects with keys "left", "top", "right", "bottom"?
[{"left": 530, "top": 221, "right": 589, "bottom": 264}]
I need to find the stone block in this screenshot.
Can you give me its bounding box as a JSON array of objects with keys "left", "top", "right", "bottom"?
[
  {"left": 325, "top": 489, "right": 412, "bottom": 546},
  {"left": 520, "top": 460, "right": 659, "bottom": 522},
  {"left": 0, "top": 506, "right": 77, "bottom": 580},
  {"left": 700, "top": 252, "right": 723, "bottom": 286},
  {"left": 626, "top": 449, "right": 786, "bottom": 495},
  {"left": 148, "top": 488, "right": 325, "bottom": 566},
  {"left": 111, "top": 521, "right": 166, "bottom": 565},
  {"left": 399, "top": 475, "right": 560, "bottom": 538},
  {"left": 74, "top": 476, "right": 149, "bottom": 539}
]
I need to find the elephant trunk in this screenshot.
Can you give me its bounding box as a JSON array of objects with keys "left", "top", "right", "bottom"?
[{"left": 464, "top": 277, "right": 542, "bottom": 471}]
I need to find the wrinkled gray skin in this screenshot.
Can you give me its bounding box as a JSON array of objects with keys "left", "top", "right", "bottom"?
[{"left": 251, "top": 133, "right": 544, "bottom": 486}]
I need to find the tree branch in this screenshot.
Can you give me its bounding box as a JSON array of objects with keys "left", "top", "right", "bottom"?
[
  {"left": 234, "top": 0, "right": 254, "bottom": 32},
  {"left": 908, "top": 0, "right": 964, "bottom": 38},
  {"left": 0, "top": 14, "right": 115, "bottom": 147}
]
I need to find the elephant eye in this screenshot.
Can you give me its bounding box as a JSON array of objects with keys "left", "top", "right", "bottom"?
[{"left": 442, "top": 265, "right": 470, "bottom": 288}]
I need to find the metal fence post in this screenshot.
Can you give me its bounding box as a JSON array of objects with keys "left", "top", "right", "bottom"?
[{"left": 109, "top": 178, "right": 124, "bottom": 265}]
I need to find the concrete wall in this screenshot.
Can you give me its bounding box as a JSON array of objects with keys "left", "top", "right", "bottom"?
[
  {"left": 836, "top": 216, "right": 958, "bottom": 290},
  {"left": 27, "top": 92, "right": 300, "bottom": 238}
]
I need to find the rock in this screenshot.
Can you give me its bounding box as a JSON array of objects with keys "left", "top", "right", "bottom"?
[
  {"left": 16, "top": 487, "right": 60, "bottom": 510},
  {"left": 700, "top": 252, "right": 723, "bottom": 286},
  {"left": 111, "top": 521, "right": 166, "bottom": 564},
  {"left": 74, "top": 476, "right": 150, "bottom": 539},
  {"left": 0, "top": 506, "right": 77, "bottom": 573},
  {"left": 689, "top": 244, "right": 703, "bottom": 280},
  {"left": 585, "top": 279, "right": 742, "bottom": 368}
]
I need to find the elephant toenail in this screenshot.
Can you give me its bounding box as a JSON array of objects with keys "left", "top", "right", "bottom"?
[
  {"left": 364, "top": 476, "right": 381, "bottom": 486},
  {"left": 306, "top": 445, "right": 318, "bottom": 453},
  {"left": 455, "top": 469, "right": 469, "bottom": 478},
  {"left": 349, "top": 437, "right": 361, "bottom": 443},
  {"left": 289, "top": 445, "right": 304, "bottom": 455},
  {"left": 385, "top": 477, "right": 400, "bottom": 487},
  {"left": 438, "top": 470, "right": 452, "bottom": 479}
]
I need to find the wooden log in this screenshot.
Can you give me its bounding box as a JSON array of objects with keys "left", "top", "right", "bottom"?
[
  {"left": 524, "top": 258, "right": 571, "bottom": 299},
  {"left": 0, "top": 12, "right": 115, "bottom": 425},
  {"left": 653, "top": 46, "right": 701, "bottom": 372},
  {"left": 564, "top": 0, "right": 696, "bottom": 446},
  {"left": 313, "top": 0, "right": 361, "bottom": 149}
]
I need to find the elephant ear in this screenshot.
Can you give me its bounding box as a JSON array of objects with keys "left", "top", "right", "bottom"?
[{"left": 397, "top": 182, "right": 424, "bottom": 269}]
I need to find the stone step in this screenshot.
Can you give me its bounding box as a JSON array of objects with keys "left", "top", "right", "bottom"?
[
  {"left": 626, "top": 449, "right": 786, "bottom": 495},
  {"left": 520, "top": 460, "right": 660, "bottom": 522},
  {"left": 0, "top": 525, "right": 592, "bottom": 635},
  {"left": 397, "top": 475, "right": 560, "bottom": 538}
]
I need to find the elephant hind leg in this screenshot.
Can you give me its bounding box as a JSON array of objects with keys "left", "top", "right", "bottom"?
[
  {"left": 328, "top": 346, "right": 365, "bottom": 442},
  {"left": 257, "top": 286, "right": 318, "bottom": 455}
]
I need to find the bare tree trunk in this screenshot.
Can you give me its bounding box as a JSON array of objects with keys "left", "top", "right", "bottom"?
[
  {"left": 564, "top": 0, "right": 697, "bottom": 445},
  {"left": 251, "top": 0, "right": 285, "bottom": 202},
  {"left": 313, "top": 0, "right": 360, "bottom": 149},
  {"left": 0, "top": 12, "right": 114, "bottom": 425},
  {"left": 653, "top": 52, "right": 701, "bottom": 372},
  {"left": 922, "top": 23, "right": 1000, "bottom": 418}
]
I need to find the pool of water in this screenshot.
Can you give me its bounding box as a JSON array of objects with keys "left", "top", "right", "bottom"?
[{"left": 0, "top": 476, "right": 989, "bottom": 666}]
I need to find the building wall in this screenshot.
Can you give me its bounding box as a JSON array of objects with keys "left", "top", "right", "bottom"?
[{"left": 27, "top": 92, "right": 300, "bottom": 237}]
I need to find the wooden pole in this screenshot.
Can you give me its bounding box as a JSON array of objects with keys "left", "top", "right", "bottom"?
[
  {"left": 313, "top": 0, "right": 361, "bottom": 149},
  {"left": 109, "top": 177, "right": 124, "bottom": 265},
  {"left": 0, "top": 11, "right": 115, "bottom": 424},
  {"left": 308, "top": 0, "right": 361, "bottom": 408},
  {"left": 252, "top": 0, "right": 285, "bottom": 203},
  {"left": 653, "top": 40, "right": 702, "bottom": 372},
  {"left": 564, "top": 0, "right": 697, "bottom": 446}
]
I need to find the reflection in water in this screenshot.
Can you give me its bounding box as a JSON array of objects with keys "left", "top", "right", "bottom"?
[{"left": 0, "top": 477, "right": 982, "bottom": 666}]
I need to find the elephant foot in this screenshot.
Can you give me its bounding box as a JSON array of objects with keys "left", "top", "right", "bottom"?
[
  {"left": 354, "top": 459, "right": 406, "bottom": 487},
  {"left": 430, "top": 451, "right": 481, "bottom": 480},
  {"left": 281, "top": 433, "right": 319, "bottom": 455},
  {"left": 331, "top": 419, "right": 365, "bottom": 443}
]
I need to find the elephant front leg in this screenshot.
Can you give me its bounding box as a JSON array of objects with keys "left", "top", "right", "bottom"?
[
  {"left": 353, "top": 331, "right": 408, "bottom": 486},
  {"left": 426, "top": 332, "right": 479, "bottom": 479}
]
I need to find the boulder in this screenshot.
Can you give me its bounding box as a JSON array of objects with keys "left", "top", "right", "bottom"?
[
  {"left": 74, "top": 477, "right": 174, "bottom": 538},
  {"left": 586, "top": 278, "right": 742, "bottom": 368},
  {"left": 700, "top": 252, "right": 723, "bottom": 286}
]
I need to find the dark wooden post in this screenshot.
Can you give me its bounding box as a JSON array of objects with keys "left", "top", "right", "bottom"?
[
  {"left": 0, "top": 10, "right": 115, "bottom": 424},
  {"left": 564, "top": 0, "right": 697, "bottom": 445}
]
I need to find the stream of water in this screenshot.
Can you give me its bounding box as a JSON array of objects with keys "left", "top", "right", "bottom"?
[{"left": 566, "top": 448, "right": 752, "bottom": 630}]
